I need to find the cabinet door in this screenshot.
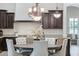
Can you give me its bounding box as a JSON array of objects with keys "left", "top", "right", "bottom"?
[
  {"left": 49, "top": 13, "right": 55, "bottom": 29},
  {"left": 49, "top": 10, "right": 63, "bottom": 29},
  {"left": 0, "top": 10, "right": 7, "bottom": 29},
  {"left": 42, "top": 13, "right": 49, "bottom": 29},
  {"left": 6, "top": 13, "right": 14, "bottom": 28},
  {"left": 0, "top": 38, "right": 3, "bottom": 51},
  {"left": 55, "top": 10, "right": 63, "bottom": 29}
]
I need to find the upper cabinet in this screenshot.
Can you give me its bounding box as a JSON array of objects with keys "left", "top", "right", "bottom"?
[
  {"left": 42, "top": 10, "right": 63, "bottom": 29},
  {"left": 6, "top": 13, "right": 14, "bottom": 29},
  {"left": 0, "top": 10, "right": 15, "bottom": 29},
  {"left": 49, "top": 10, "right": 63, "bottom": 29},
  {"left": 0, "top": 10, "right": 7, "bottom": 28},
  {"left": 0, "top": 3, "right": 15, "bottom": 29},
  {"left": 42, "top": 13, "right": 50, "bottom": 29}
]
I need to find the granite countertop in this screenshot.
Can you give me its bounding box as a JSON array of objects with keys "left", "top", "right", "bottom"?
[
  {"left": 0, "top": 34, "right": 27, "bottom": 39},
  {"left": 0, "top": 35, "right": 17, "bottom": 38},
  {"left": 3, "top": 35, "right": 17, "bottom": 37}
]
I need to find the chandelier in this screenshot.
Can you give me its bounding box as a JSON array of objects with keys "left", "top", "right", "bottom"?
[
  {"left": 53, "top": 4, "right": 61, "bottom": 19},
  {"left": 28, "top": 3, "right": 44, "bottom": 21}
]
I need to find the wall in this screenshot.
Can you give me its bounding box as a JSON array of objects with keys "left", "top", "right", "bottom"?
[
  {"left": 67, "top": 6, "right": 79, "bottom": 18},
  {"left": 0, "top": 3, "right": 16, "bottom": 12}
]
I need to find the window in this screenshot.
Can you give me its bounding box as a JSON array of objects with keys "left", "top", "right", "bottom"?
[{"left": 69, "top": 18, "right": 79, "bottom": 34}]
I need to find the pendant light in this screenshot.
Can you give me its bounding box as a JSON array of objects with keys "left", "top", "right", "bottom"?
[
  {"left": 28, "top": 3, "right": 44, "bottom": 21},
  {"left": 53, "top": 3, "right": 61, "bottom": 18}
]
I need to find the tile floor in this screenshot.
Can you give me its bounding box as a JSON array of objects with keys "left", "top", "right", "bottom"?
[
  {"left": 0, "top": 45, "right": 79, "bottom": 56},
  {"left": 70, "top": 45, "right": 79, "bottom": 56}
]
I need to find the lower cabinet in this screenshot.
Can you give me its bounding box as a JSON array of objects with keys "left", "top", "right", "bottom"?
[
  {"left": 0, "top": 37, "right": 16, "bottom": 51},
  {"left": 0, "top": 38, "right": 3, "bottom": 51}
]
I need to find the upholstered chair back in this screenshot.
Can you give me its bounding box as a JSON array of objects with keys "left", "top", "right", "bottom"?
[
  {"left": 31, "top": 40, "right": 48, "bottom": 56},
  {"left": 16, "top": 37, "right": 27, "bottom": 44},
  {"left": 6, "top": 39, "right": 15, "bottom": 56}
]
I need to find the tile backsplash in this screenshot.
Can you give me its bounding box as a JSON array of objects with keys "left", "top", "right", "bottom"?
[
  {"left": 1, "top": 22, "right": 63, "bottom": 38},
  {"left": 2, "top": 29, "right": 15, "bottom": 35}
]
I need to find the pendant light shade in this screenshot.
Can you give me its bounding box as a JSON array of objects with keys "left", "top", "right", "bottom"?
[
  {"left": 53, "top": 11, "right": 61, "bottom": 18},
  {"left": 53, "top": 4, "right": 61, "bottom": 18},
  {"left": 28, "top": 3, "right": 44, "bottom": 21}
]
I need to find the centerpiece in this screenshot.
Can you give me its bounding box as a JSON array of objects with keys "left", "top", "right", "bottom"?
[{"left": 32, "top": 25, "right": 44, "bottom": 40}]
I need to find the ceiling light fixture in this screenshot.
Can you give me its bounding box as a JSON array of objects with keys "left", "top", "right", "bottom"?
[
  {"left": 28, "top": 3, "right": 44, "bottom": 21},
  {"left": 53, "top": 3, "right": 61, "bottom": 18}
]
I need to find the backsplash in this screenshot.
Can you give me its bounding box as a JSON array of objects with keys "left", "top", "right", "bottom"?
[
  {"left": 2, "top": 29, "right": 15, "bottom": 35},
  {"left": 14, "top": 22, "right": 42, "bottom": 35},
  {"left": 1, "top": 22, "right": 63, "bottom": 38}
]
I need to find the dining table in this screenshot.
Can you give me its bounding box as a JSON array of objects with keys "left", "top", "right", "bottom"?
[
  {"left": 14, "top": 43, "right": 61, "bottom": 49},
  {"left": 14, "top": 43, "right": 62, "bottom": 56}
]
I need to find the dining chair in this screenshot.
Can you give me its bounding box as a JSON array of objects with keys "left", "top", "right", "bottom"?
[
  {"left": 55, "top": 37, "right": 64, "bottom": 52},
  {"left": 56, "top": 37, "right": 64, "bottom": 45},
  {"left": 0, "top": 39, "right": 22, "bottom": 56},
  {"left": 16, "top": 37, "right": 27, "bottom": 44},
  {"left": 45, "top": 38, "right": 56, "bottom": 55},
  {"left": 15, "top": 37, "right": 27, "bottom": 53},
  {"left": 6, "top": 39, "right": 23, "bottom": 56},
  {"left": 53, "top": 39, "right": 68, "bottom": 56},
  {"left": 45, "top": 38, "right": 56, "bottom": 45},
  {"left": 31, "top": 40, "right": 48, "bottom": 56}
]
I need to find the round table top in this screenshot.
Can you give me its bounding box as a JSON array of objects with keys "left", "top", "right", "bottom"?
[{"left": 14, "top": 43, "right": 61, "bottom": 49}]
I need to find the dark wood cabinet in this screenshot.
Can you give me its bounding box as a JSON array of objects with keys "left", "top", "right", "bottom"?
[
  {"left": 6, "top": 13, "right": 14, "bottom": 29},
  {"left": 0, "top": 10, "right": 14, "bottom": 29},
  {"left": 42, "top": 10, "right": 63, "bottom": 29},
  {"left": 0, "top": 10, "right": 7, "bottom": 28},
  {"left": 0, "top": 38, "right": 3, "bottom": 51},
  {"left": 49, "top": 13, "right": 55, "bottom": 29},
  {"left": 42, "top": 13, "right": 50, "bottom": 29},
  {"left": 49, "top": 10, "right": 63, "bottom": 29}
]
